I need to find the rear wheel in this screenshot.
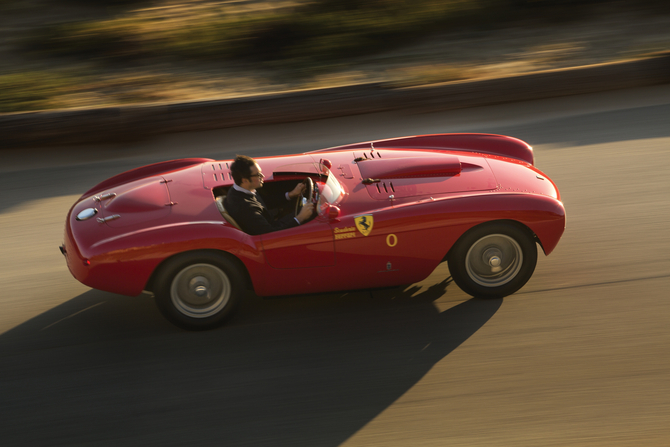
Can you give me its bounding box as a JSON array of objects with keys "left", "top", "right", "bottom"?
[
  {"left": 154, "top": 252, "right": 245, "bottom": 330},
  {"left": 448, "top": 222, "right": 537, "bottom": 298}
]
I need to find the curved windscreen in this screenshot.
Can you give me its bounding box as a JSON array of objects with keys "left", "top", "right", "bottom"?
[{"left": 318, "top": 167, "right": 344, "bottom": 207}]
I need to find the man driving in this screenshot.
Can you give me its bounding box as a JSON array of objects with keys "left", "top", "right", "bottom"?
[{"left": 224, "top": 155, "right": 315, "bottom": 235}]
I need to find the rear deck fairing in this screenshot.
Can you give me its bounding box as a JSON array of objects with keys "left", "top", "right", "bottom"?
[{"left": 81, "top": 158, "right": 213, "bottom": 198}]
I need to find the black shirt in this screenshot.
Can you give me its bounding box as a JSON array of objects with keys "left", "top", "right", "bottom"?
[{"left": 223, "top": 187, "right": 299, "bottom": 235}]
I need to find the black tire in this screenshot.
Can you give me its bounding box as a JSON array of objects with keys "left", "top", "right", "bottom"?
[
  {"left": 447, "top": 222, "right": 537, "bottom": 298},
  {"left": 154, "top": 251, "right": 245, "bottom": 330}
]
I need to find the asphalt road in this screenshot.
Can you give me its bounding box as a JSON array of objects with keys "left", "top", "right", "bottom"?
[{"left": 1, "top": 85, "right": 669, "bottom": 447}]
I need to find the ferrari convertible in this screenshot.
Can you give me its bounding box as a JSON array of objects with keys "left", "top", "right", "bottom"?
[{"left": 61, "top": 133, "right": 565, "bottom": 330}]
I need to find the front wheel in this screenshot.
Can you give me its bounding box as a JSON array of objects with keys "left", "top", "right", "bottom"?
[
  {"left": 448, "top": 223, "right": 537, "bottom": 298},
  {"left": 154, "top": 252, "right": 245, "bottom": 330}
]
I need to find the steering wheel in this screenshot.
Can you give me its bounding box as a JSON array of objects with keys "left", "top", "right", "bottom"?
[{"left": 295, "top": 177, "right": 314, "bottom": 217}]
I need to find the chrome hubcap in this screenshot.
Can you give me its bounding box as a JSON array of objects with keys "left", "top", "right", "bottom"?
[
  {"left": 190, "top": 276, "right": 210, "bottom": 299},
  {"left": 466, "top": 234, "right": 523, "bottom": 287},
  {"left": 482, "top": 248, "right": 503, "bottom": 272},
  {"left": 171, "top": 264, "right": 231, "bottom": 318}
]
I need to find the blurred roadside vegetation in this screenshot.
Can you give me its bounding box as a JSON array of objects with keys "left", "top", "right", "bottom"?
[
  {"left": 23, "top": 0, "right": 670, "bottom": 63},
  {"left": 0, "top": 72, "right": 72, "bottom": 112},
  {"left": 1, "top": 0, "right": 669, "bottom": 113}
]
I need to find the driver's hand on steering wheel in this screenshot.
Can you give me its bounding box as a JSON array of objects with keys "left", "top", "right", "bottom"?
[
  {"left": 288, "top": 182, "right": 306, "bottom": 200},
  {"left": 296, "top": 202, "right": 315, "bottom": 223}
]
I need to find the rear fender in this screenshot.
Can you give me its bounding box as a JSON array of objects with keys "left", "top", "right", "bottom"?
[
  {"left": 144, "top": 249, "right": 254, "bottom": 294},
  {"left": 82, "top": 223, "right": 262, "bottom": 296}
]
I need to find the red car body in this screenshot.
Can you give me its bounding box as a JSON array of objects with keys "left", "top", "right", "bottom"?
[{"left": 61, "top": 133, "right": 565, "bottom": 329}]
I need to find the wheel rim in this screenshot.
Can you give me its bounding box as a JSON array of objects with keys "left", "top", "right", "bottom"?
[
  {"left": 170, "top": 263, "right": 231, "bottom": 318},
  {"left": 465, "top": 234, "right": 523, "bottom": 287}
]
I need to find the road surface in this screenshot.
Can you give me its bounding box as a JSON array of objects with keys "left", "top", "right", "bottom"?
[{"left": 1, "top": 85, "right": 669, "bottom": 446}]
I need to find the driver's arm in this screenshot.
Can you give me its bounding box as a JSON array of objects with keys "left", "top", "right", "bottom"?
[
  {"left": 286, "top": 182, "right": 306, "bottom": 200},
  {"left": 296, "top": 202, "right": 315, "bottom": 223}
]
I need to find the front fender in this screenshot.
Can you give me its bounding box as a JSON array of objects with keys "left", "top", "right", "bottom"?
[{"left": 437, "top": 193, "right": 566, "bottom": 256}]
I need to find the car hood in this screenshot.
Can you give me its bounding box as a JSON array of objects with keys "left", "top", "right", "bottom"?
[
  {"left": 486, "top": 158, "right": 560, "bottom": 200},
  {"left": 353, "top": 151, "right": 498, "bottom": 199}
]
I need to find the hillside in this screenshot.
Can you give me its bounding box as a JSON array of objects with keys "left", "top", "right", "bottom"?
[{"left": 1, "top": 0, "right": 669, "bottom": 113}]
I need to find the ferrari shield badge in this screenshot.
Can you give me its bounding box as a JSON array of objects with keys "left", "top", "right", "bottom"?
[{"left": 354, "top": 215, "right": 373, "bottom": 236}]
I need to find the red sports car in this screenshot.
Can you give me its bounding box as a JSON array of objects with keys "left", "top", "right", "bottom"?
[{"left": 61, "top": 134, "right": 565, "bottom": 330}]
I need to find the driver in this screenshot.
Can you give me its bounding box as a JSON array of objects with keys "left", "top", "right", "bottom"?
[{"left": 224, "top": 155, "right": 315, "bottom": 235}]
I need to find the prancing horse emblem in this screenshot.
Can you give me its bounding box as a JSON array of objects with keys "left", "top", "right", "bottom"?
[{"left": 354, "top": 215, "right": 373, "bottom": 236}]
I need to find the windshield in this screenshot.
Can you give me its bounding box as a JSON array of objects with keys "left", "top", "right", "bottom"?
[{"left": 317, "top": 167, "right": 344, "bottom": 207}]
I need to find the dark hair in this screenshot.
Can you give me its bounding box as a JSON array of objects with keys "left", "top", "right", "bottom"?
[{"left": 230, "top": 155, "right": 256, "bottom": 185}]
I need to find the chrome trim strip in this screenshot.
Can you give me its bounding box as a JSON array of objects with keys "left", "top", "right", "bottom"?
[
  {"left": 93, "top": 193, "right": 117, "bottom": 202},
  {"left": 97, "top": 214, "right": 121, "bottom": 223}
]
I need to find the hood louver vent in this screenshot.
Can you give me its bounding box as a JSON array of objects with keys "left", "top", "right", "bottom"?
[
  {"left": 354, "top": 151, "right": 383, "bottom": 162},
  {"left": 208, "top": 162, "right": 233, "bottom": 184},
  {"left": 359, "top": 153, "right": 497, "bottom": 200}
]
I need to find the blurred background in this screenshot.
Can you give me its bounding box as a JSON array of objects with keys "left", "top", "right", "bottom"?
[{"left": 1, "top": 0, "right": 669, "bottom": 113}]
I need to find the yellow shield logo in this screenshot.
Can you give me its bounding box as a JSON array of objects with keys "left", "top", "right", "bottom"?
[{"left": 354, "top": 215, "right": 373, "bottom": 236}]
